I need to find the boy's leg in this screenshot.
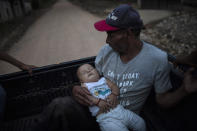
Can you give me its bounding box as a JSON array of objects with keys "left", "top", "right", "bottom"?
[
  {"left": 0, "top": 85, "right": 6, "bottom": 123},
  {"left": 124, "top": 109, "right": 146, "bottom": 131},
  {"left": 97, "top": 105, "right": 130, "bottom": 131},
  {"left": 32, "top": 96, "right": 100, "bottom": 131},
  {"left": 98, "top": 118, "right": 129, "bottom": 131}
]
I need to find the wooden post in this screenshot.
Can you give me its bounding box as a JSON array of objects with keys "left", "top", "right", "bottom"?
[
  {"left": 8, "top": 0, "right": 16, "bottom": 17},
  {"left": 19, "top": 0, "right": 25, "bottom": 15}
]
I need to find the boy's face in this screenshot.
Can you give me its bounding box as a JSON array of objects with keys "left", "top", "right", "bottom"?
[{"left": 77, "top": 64, "right": 100, "bottom": 83}]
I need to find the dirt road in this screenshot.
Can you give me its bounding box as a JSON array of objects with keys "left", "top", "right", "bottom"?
[
  {"left": 0, "top": 0, "right": 106, "bottom": 74},
  {"left": 0, "top": 0, "right": 173, "bottom": 74}
]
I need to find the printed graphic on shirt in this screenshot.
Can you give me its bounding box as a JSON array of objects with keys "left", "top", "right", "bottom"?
[
  {"left": 89, "top": 83, "right": 111, "bottom": 99},
  {"left": 107, "top": 70, "right": 141, "bottom": 107},
  {"left": 107, "top": 70, "right": 140, "bottom": 93}
]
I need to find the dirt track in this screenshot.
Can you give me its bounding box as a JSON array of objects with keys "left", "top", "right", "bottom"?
[{"left": 0, "top": 0, "right": 106, "bottom": 74}]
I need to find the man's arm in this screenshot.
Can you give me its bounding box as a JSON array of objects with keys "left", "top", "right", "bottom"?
[
  {"left": 175, "top": 49, "right": 197, "bottom": 66},
  {"left": 157, "top": 49, "right": 197, "bottom": 108},
  {"left": 79, "top": 83, "right": 101, "bottom": 105},
  {"left": 156, "top": 85, "right": 187, "bottom": 108},
  {"left": 156, "top": 68, "right": 197, "bottom": 108},
  {"left": 72, "top": 85, "right": 94, "bottom": 106},
  {"left": 0, "top": 52, "right": 36, "bottom": 74}
]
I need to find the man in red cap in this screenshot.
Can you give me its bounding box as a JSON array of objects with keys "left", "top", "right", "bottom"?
[
  {"left": 32, "top": 4, "right": 197, "bottom": 131},
  {"left": 73, "top": 4, "right": 197, "bottom": 114}
]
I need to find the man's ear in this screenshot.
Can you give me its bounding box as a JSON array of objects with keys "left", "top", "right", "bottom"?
[
  {"left": 126, "top": 28, "right": 134, "bottom": 38},
  {"left": 127, "top": 28, "right": 133, "bottom": 34}
]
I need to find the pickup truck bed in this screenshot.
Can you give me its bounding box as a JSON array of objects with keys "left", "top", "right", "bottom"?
[{"left": 0, "top": 56, "right": 197, "bottom": 131}]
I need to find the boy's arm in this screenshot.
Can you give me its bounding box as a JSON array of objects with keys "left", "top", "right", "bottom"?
[
  {"left": 106, "top": 78, "right": 119, "bottom": 96},
  {"left": 105, "top": 78, "right": 119, "bottom": 107}
]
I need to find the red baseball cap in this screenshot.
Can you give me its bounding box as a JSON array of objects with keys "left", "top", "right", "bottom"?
[
  {"left": 94, "top": 20, "right": 119, "bottom": 32},
  {"left": 94, "top": 4, "right": 144, "bottom": 32}
]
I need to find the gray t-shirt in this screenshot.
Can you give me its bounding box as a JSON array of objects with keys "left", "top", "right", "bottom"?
[{"left": 95, "top": 41, "right": 172, "bottom": 113}]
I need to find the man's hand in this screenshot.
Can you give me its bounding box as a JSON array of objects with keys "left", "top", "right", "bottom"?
[
  {"left": 174, "top": 50, "right": 197, "bottom": 68},
  {"left": 183, "top": 68, "right": 197, "bottom": 94},
  {"left": 20, "top": 64, "right": 37, "bottom": 75},
  {"left": 106, "top": 94, "right": 118, "bottom": 108},
  {"left": 72, "top": 85, "right": 93, "bottom": 106}
]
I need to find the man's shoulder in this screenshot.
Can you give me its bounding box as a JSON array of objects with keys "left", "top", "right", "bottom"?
[
  {"left": 143, "top": 41, "right": 167, "bottom": 60},
  {"left": 142, "top": 42, "right": 169, "bottom": 69},
  {"left": 100, "top": 44, "right": 112, "bottom": 52},
  {"left": 96, "top": 44, "right": 115, "bottom": 59}
]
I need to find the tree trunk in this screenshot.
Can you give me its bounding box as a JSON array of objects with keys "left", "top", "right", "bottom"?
[
  {"left": 9, "top": 0, "right": 16, "bottom": 17},
  {"left": 31, "top": 0, "right": 41, "bottom": 9}
]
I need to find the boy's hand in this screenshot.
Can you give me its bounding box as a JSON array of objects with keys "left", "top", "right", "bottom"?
[
  {"left": 72, "top": 85, "right": 93, "bottom": 106},
  {"left": 97, "top": 99, "right": 112, "bottom": 113},
  {"left": 106, "top": 94, "right": 118, "bottom": 108}
]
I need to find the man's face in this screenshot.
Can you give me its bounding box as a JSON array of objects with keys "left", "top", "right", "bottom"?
[
  {"left": 77, "top": 64, "right": 100, "bottom": 83},
  {"left": 106, "top": 29, "right": 129, "bottom": 54}
]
